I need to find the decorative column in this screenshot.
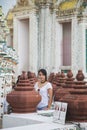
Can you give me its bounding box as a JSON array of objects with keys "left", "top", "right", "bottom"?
[
  {"left": 72, "top": 16, "right": 79, "bottom": 75},
  {"left": 13, "top": 17, "right": 19, "bottom": 77},
  {"left": 44, "top": 3, "right": 52, "bottom": 74},
  {"left": 78, "top": 17, "right": 87, "bottom": 75},
  {"left": 72, "top": 16, "right": 87, "bottom": 75},
  {"left": 13, "top": 18, "right": 18, "bottom": 52},
  {"left": 50, "top": 10, "right": 56, "bottom": 72},
  {"left": 29, "top": 10, "right": 38, "bottom": 74},
  {"left": 36, "top": 0, "right": 56, "bottom": 74},
  {"left": 54, "top": 19, "right": 63, "bottom": 72},
  {"left": 38, "top": 5, "right": 45, "bottom": 68}
]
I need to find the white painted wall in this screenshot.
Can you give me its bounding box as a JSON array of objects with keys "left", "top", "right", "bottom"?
[{"left": 18, "top": 19, "right": 29, "bottom": 75}]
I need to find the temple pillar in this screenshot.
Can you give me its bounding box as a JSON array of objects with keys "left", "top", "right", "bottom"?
[
  {"left": 44, "top": 4, "right": 52, "bottom": 74},
  {"left": 38, "top": 3, "right": 53, "bottom": 74},
  {"left": 13, "top": 18, "right": 18, "bottom": 52},
  {"left": 54, "top": 20, "right": 63, "bottom": 72},
  {"left": 38, "top": 5, "right": 45, "bottom": 69},
  {"left": 78, "top": 17, "right": 87, "bottom": 75},
  {"left": 29, "top": 11, "right": 38, "bottom": 73},
  {"left": 72, "top": 16, "right": 87, "bottom": 75},
  {"left": 13, "top": 18, "right": 19, "bottom": 77},
  {"left": 72, "top": 16, "right": 79, "bottom": 75},
  {"left": 50, "top": 11, "right": 56, "bottom": 72}
]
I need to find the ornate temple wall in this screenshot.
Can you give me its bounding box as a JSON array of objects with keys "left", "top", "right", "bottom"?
[
  {"left": 77, "top": 18, "right": 87, "bottom": 76},
  {"left": 12, "top": 1, "right": 63, "bottom": 75},
  {"left": 13, "top": 9, "right": 38, "bottom": 75},
  {"left": 7, "top": 0, "right": 87, "bottom": 76},
  {"left": 37, "top": 5, "right": 64, "bottom": 74}
]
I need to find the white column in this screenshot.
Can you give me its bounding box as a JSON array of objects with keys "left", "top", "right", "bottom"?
[
  {"left": 78, "top": 18, "right": 87, "bottom": 75},
  {"left": 38, "top": 4, "right": 52, "bottom": 74},
  {"left": 13, "top": 18, "right": 18, "bottom": 52},
  {"left": 38, "top": 6, "right": 45, "bottom": 68},
  {"left": 72, "top": 16, "right": 79, "bottom": 75},
  {"left": 50, "top": 11, "right": 56, "bottom": 72},
  {"left": 29, "top": 11, "right": 38, "bottom": 73},
  {"left": 13, "top": 18, "right": 19, "bottom": 77},
  {"left": 44, "top": 5, "right": 52, "bottom": 74},
  {"left": 72, "top": 17, "right": 87, "bottom": 75},
  {"left": 54, "top": 20, "right": 63, "bottom": 72}
]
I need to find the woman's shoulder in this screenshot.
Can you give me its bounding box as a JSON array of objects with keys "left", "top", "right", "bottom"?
[
  {"left": 46, "top": 81, "right": 51, "bottom": 85},
  {"left": 46, "top": 82, "right": 52, "bottom": 89}
]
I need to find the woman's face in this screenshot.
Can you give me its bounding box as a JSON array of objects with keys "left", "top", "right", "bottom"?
[{"left": 38, "top": 72, "right": 46, "bottom": 83}]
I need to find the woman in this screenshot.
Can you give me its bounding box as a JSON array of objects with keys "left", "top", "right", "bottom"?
[{"left": 34, "top": 69, "right": 53, "bottom": 110}]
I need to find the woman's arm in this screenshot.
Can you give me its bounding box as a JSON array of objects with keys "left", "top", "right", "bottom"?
[{"left": 47, "top": 88, "right": 53, "bottom": 109}]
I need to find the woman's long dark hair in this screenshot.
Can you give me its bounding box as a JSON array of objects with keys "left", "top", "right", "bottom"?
[{"left": 38, "top": 69, "right": 47, "bottom": 81}]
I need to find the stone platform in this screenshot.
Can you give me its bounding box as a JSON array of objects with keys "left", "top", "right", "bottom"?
[{"left": 2, "top": 110, "right": 76, "bottom": 130}]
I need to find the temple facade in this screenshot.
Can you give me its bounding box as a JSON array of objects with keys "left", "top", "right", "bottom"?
[{"left": 6, "top": 0, "right": 87, "bottom": 76}]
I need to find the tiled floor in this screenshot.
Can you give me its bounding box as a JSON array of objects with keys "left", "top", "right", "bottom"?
[{"left": 0, "top": 119, "right": 2, "bottom": 129}]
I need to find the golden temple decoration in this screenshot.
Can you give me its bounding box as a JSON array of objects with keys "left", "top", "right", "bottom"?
[
  {"left": 59, "top": 0, "right": 78, "bottom": 11},
  {"left": 12, "top": 0, "right": 36, "bottom": 12},
  {"left": 33, "top": 0, "right": 57, "bottom": 5},
  {"left": 17, "top": 0, "right": 29, "bottom": 7},
  {"left": 7, "top": 11, "right": 13, "bottom": 21}
]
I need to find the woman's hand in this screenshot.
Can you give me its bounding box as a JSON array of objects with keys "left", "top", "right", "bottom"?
[{"left": 43, "top": 107, "right": 49, "bottom": 110}]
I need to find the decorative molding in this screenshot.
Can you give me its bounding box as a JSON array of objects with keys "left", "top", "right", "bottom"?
[
  {"left": 16, "top": 0, "right": 29, "bottom": 7},
  {"left": 55, "top": 0, "right": 86, "bottom": 17},
  {"left": 58, "top": 0, "right": 78, "bottom": 11},
  {"left": 34, "top": 0, "right": 57, "bottom": 5}
]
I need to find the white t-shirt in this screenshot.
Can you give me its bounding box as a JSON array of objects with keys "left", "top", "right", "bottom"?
[{"left": 34, "top": 82, "right": 52, "bottom": 109}]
